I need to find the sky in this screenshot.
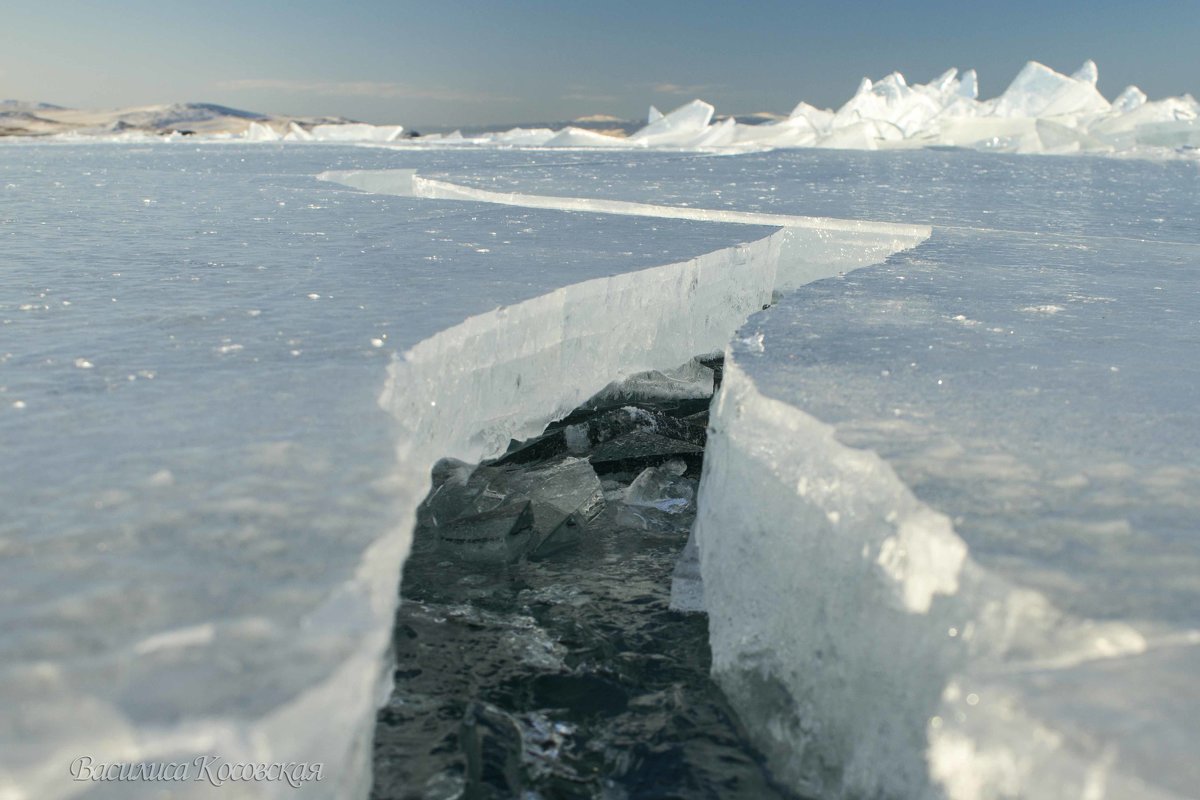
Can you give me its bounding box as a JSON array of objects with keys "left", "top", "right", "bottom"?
[{"left": 2, "top": 0, "right": 1197, "bottom": 129}]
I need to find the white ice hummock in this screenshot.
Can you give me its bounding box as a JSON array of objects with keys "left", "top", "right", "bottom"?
[{"left": 369, "top": 59, "right": 1196, "bottom": 157}]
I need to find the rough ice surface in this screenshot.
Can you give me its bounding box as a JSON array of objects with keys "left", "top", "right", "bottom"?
[
  {"left": 251, "top": 122, "right": 406, "bottom": 143},
  {"left": 309, "top": 123, "right": 405, "bottom": 142},
  {"left": 627, "top": 99, "right": 715, "bottom": 146}
]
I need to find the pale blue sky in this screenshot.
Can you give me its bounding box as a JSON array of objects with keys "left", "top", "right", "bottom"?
[{"left": 2, "top": 0, "right": 1197, "bottom": 127}]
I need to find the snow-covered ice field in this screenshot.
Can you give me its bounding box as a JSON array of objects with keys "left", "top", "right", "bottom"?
[{"left": 1, "top": 133, "right": 1197, "bottom": 800}]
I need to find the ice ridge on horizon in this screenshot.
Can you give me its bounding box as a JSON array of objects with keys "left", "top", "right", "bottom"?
[
  {"left": 421, "top": 59, "right": 1196, "bottom": 156},
  {"left": 4, "top": 59, "right": 1196, "bottom": 155}
]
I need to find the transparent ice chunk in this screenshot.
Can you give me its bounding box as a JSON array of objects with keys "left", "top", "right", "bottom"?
[
  {"left": 525, "top": 458, "right": 605, "bottom": 557},
  {"left": 461, "top": 701, "right": 524, "bottom": 796},
  {"left": 436, "top": 500, "right": 536, "bottom": 563},
  {"left": 588, "top": 359, "right": 714, "bottom": 405},
  {"left": 616, "top": 460, "right": 697, "bottom": 533},
  {"left": 624, "top": 460, "right": 694, "bottom": 513},
  {"left": 421, "top": 457, "right": 604, "bottom": 561}
]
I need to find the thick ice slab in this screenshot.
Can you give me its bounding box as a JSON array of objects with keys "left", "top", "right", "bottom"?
[{"left": 698, "top": 218, "right": 1200, "bottom": 797}]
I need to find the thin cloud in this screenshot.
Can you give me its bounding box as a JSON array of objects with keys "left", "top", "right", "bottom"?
[
  {"left": 215, "top": 79, "right": 507, "bottom": 103},
  {"left": 651, "top": 82, "right": 721, "bottom": 96}
]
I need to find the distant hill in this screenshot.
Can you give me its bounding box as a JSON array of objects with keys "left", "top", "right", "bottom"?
[{"left": 0, "top": 100, "right": 359, "bottom": 137}]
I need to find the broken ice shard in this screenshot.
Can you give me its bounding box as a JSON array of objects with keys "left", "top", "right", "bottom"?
[
  {"left": 460, "top": 701, "right": 524, "bottom": 797},
  {"left": 490, "top": 428, "right": 571, "bottom": 466},
  {"left": 624, "top": 460, "right": 695, "bottom": 514},
  {"left": 525, "top": 457, "right": 605, "bottom": 558},
  {"left": 436, "top": 500, "right": 536, "bottom": 563},
  {"left": 490, "top": 359, "right": 715, "bottom": 468},
  {"left": 420, "top": 457, "right": 604, "bottom": 562},
  {"left": 587, "top": 359, "right": 715, "bottom": 405},
  {"left": 616, "top": 460, "right": 698, "bottom": 533},
  {"left": 563, "top": 406, "right": 706, "bottom": 455},
  {"left": 669, "top": 529, "right": 705, "bottom": 613},
  {"left": 628, "top": 99, "right": 715, "bottom": 147}
]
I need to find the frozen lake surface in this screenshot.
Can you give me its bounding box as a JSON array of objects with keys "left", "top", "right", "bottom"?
[{"left": 2, "top": 142, "right": 1197, "bottom": 800}]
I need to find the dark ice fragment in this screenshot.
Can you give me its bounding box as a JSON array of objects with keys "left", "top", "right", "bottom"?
[
  {"left": 588, "top": 431, "right": 704, "bottom": 476},
  {"left": 696, "top": 354, "right": 724, "bottom": 391},
  {"left": 526, "top": 458, "right": 605, "bottom": 558},
  {"left": 566, "top": 406, "right": 705, "bottom": 455},
  {"left": 421, "top": 457, "right": 605, "bottom": 562},
  {"left": 436, "top": 500, "right": 535, "bottom": 563},
  {"left": 489, "top": 428, "right": 568, "bottom": 467}
]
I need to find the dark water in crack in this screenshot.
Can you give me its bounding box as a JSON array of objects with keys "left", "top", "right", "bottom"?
[{"left": 370, "top": 365, "right": 795, "bottom": 800}]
